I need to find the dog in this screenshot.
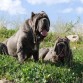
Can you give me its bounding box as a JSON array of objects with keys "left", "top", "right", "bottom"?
[
  {"left": 3, "top": 11, "right": 50, "bottom": 63},
  {"left": 54, "top": 37, "right": 73, "bottom": 66},
  {"left": 39, "top": 48, "right": 58, "bottom": 63},
  {"left": 0, "top": 42, "right": 8, "bottom": 55}
]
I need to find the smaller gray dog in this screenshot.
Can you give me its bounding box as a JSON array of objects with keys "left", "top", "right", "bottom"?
[{"left": 39, "top": 37, "right": 73, "bottom": 66}]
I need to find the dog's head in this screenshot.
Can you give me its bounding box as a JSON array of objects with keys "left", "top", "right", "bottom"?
[
  {"left": 30, "top": 11, "right": 50, "bottom": 41},
  {"left": 54, "top": 37, "right": 70, "bottom": 59}
]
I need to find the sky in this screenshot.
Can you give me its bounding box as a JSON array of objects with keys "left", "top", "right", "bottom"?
[{"left": 0, "top": 0, "right": 83, "bottom": 29}]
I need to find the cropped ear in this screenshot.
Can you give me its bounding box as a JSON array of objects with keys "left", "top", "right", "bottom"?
[
  {"left": 41, "top": 11, "right": 45, "bottom": 13},
  {"left": 31, "top": 12, "right": 35, "bottom": 20},
  {"left": 65, "top": 36, "right": 68, "bottom": 39},
  {"left": 54, "top": 41, "right": 57, "bottom": 51},
  {"left": 54, "top": 44, "right": 58, "bottom": 55},
  {"left": 65, "top": 36, "right": 70, "bottom": 42}
]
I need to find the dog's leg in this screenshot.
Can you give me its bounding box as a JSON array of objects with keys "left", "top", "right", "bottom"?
[
  {"left": 17, "top": 39, "right": 25, "bottom": 63},
  {"left": 32, "top": 44, "right": 39, "bottom": 61},
  {"left": 33, "top": 50, "right": 39, "bottom": 61},
  {"left": 39, "top": 48, "right": 49, "bottom": 59}
]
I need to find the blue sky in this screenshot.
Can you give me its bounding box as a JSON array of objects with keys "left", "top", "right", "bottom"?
[{"left": 0, "top": 0, "right": 83, "bottom": 27}]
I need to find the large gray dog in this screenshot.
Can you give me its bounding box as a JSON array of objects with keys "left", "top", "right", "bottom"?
[{"left": 3, "top": 11, "right": 50, "bottom": 63}]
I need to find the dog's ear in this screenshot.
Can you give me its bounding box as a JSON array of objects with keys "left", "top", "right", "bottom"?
[
  {"left": 65, "top": 36, "right": 68, "bottom": 39},
  {"left": 41, "top": 11, "right": 45, "bottom": 13},
  {"left": 65, "top": 36, "right": 70, "bottom": 52},
  {"left": 54, "top": 36, "right": 60, "bottom": 54},
  {"left": 54, "top": 43, "right": 58, "bottom": 55},
  {"left": 54, "top": 42, "right": 57, "bottom": 52},
  {"left": 31, "top": 12, "right": 35, "bottom": 20},
  {"left": 65, "top": 36, "right": 70, "bottom": 43}
]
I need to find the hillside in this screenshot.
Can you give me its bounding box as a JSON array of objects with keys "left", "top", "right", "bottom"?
[{"left": 0, "top": 29, "right": 83, "bottom": 83}]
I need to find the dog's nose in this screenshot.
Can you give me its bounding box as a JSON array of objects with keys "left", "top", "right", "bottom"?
[
  {"left": 43, "top": 18, "right": 49, "bottom": 31},
  {"left": 43, "top": 18, "right": 49, "bottom": 25},
  {"left": 43, "top": 18, "right": 47, "bottom": 22}
]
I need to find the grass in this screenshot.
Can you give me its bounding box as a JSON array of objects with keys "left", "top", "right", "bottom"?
[
  {"left": 0, "top": 28, "right": 16, "bottom": 42},
  {"left": 0, "top": 44, "right": 83, "bottom": 83},
  {"left": 0, "top": 29, "right": 83, "bottom": 83}
]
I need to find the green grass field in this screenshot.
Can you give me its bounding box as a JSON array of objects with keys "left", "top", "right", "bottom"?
[{"left": 0, "top": 29, "right": 83, "bottom": 83}]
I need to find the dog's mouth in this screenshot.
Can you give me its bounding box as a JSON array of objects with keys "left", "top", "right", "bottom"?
[
  {"left": 59, "top": 53, "right": 65, "bottom": 58},
  {"left": 40, "top": 29, "right": 48, "bottom": 37}
]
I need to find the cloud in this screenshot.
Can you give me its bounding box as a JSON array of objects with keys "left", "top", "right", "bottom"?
[
  {"left": 80, "top": 0, "right": 83, "bottom": 3},
  {"left": 76, "top": 7, "right": 83, "bottom": 14},
  {"left": 61, "top": 7, "right": 83, "bottom": 14},
  {"left": 0, "top": 0, "right": 26, "bottom": 15},
  {"left": 62, "top": 8, "right": 73, "bottom": 13},
  {"left": 26, "top": 0, "right": 72, "bottom": 5}
]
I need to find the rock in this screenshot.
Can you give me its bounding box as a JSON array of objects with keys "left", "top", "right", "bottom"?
[
  {"left": 0, "top": 79, "right": 13, "bottom": 83},
  {"left": 67, "top": 35, "right": 79, "bottom": 42}
]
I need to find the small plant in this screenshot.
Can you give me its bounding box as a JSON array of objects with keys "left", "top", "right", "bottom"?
[{"left": 0, "top": 25, "right": 83, "bottom": 83}]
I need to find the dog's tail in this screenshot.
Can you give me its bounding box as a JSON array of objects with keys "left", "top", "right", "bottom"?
[{"left": 0, "top": 43, "right": 9, "bottom": 55}]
